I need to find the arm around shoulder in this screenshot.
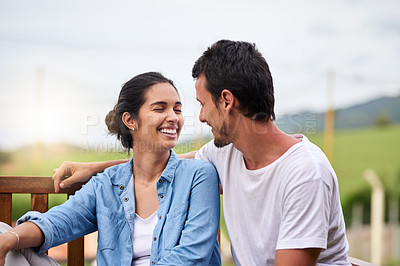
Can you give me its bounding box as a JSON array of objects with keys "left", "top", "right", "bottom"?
[{"left": 53, "top": 159, "right": 128, "bottom": 192}]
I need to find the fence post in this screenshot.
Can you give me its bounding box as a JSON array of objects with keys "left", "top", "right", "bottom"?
[{"left": 364, "top": 169, "right": 384, "bottom": 265}]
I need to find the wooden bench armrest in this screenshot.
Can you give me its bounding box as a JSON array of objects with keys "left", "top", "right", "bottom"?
[{"left": 0, "top": 176, "right": 85, "bottom": 266}]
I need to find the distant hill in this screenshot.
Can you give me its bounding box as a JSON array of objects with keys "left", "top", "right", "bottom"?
[{"left": 276, "top": 94, "right": 400, "bottom": 134}]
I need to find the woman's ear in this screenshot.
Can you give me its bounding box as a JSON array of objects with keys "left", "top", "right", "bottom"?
[
  {"left": 221, "top": 89, "right": 235, "bottom": 111},
  {"left": 122, "top": 112, "right": 137, "bottom": 131}
]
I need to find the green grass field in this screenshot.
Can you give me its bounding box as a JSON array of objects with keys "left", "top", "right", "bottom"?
[{"left": 306, "top": 125, "right": 400, "bottom": 207}]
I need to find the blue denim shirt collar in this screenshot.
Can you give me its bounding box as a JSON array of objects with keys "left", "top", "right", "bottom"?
[
  {"left": 160, "top": 150, "right": 179, "bottom": 183},
  {"left": 109, "top": 150, "right": 179, "bottom": 186}
]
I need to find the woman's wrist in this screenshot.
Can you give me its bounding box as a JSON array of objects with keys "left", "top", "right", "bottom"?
[
  {"left": 0, "top": 231, "right": 19, "bottom": 252},
  {"left": 7, "top": 231, "right": 19, "bottom": 250}
]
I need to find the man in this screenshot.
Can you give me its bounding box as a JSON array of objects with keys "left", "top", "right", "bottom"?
[{"left": 53, "top": 40, "right": 351, "bottom": 265}]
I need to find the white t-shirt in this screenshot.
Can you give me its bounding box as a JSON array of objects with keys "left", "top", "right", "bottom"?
[
  {"left": 131, "top": 211, "right": 158, "bottom": 266},
  {"left": 196, "top": 135, "right": 350, "bottom": 266}
]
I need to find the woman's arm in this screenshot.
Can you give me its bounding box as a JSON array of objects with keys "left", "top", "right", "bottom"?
[
  {"left": 17, "top": 177, "right": 100, "bottom": 254},
  {"left": 0, "top": 222, "right": 44, "bottom": 265},
  {"left": 156, "top": 162, "right": 220, "bottom": 265}
]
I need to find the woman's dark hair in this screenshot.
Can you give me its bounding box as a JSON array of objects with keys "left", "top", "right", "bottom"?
[
  {"left": 105, "top": 72, "right": 177, "bottom": 149},
  {"left": 192, "top": 40, "right": 275, "bottom": 121}
]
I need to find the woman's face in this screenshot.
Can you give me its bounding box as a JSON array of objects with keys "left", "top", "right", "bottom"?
[{"left": 133, "top": 82, "right": 184, "bottom": 152}]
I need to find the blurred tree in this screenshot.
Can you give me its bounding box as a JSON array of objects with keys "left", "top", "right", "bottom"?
[
  {"left": 0, "top": 151, "right": 11, "bottom": 165},
  {"left": 374, "top": 112, "right": 392, "bottom": 128}
]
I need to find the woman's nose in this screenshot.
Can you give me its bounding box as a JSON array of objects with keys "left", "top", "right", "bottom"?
[{"left": 167, "top": 109, "right": 179, "bottom": 122}]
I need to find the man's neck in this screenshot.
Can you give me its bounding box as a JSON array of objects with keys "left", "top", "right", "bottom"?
[{"left": 232, "top": 120, "right": 301, "bottom": 170}]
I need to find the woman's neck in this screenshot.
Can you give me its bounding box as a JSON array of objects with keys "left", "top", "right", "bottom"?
[{"left": 131, "top": 148, "right": 170, "bottom": 185}]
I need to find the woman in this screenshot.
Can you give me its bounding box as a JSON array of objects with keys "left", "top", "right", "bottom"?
[{"left": 0, "top": 72, "right": 221, "bottom": 265}]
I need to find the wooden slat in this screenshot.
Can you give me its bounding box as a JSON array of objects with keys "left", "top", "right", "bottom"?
[
  {"left": 31, "top": 193, "right": 50, "bottom": 255},
  {"left": 218, "top": 225, "right": 221, "bottom": 248},
  {"left": 0, "top": 176, "right": 85, "bottom": 265},
  {"left": 0, "top": 193, "right": 12, "bottom": 225},
  {"left": 0, "top": 176, "right": 83, "bottom": 194},
  {"left": 68, "top": 237, "right": 84, "bottom": 266},
  {"left": 31, "top": 193, "right": 48, "bottom": 213},
  {"left": 66, "top": 193, "right": 84, "bottom": 265}
]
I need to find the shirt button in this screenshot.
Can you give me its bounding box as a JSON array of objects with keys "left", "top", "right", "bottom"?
[
  {"left": 120, "top": 185, "right": 124, "bottom": 190},
  {"left": 154, "top": 237, "right": 157, "bottom": 241},
  {"left": 151, "top": 261, "right": 155, "bottom": 265},
  {"left": 158, "top": 179, "right": 162, "bottom": 183},
  {"left": 124, "top": 197, "right": 129, "bottom": 202},
  {"left": 159, "top": 215, "right": 162, "bottom": 220},
  {"left": 160, "top": 195, "right": 164, "bottom": 199}
]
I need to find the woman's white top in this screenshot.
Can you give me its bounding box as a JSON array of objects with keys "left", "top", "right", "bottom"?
[{"left": 131, "top": 211, "right": 158, "bottom": 266}]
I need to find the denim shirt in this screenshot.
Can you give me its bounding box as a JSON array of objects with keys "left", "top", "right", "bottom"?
[{"left": 18, "top": 150, "right": 221, "bottom": 265}]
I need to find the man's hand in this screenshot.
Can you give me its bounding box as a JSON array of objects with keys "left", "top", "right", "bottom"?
[{"left": 52, "top": 161, "right": 96, "bottom": 193}]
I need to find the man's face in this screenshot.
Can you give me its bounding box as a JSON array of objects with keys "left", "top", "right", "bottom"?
[{"left": 195, "top": 74, "right": 231, "bottom": 147}]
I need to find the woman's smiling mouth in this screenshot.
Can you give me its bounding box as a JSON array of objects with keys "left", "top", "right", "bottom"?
[{"left": 159, "top": 128, "right": 177, "bottom": 135}]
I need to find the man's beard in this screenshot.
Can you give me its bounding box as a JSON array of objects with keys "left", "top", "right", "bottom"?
[{"left": 213, "top": 121, "right": 231, "bottom": 148}]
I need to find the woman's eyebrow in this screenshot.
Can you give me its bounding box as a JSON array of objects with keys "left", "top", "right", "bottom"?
[
  {"left": 150, "top": 101, "right": 167, "bottom": 106},
  {"left": 150, "top": 101, "right": 182, "bottom": 106}
]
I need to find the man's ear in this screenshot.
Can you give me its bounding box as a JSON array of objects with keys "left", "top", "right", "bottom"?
[
  {"left": 221, "top": 89, "right": 235, "bottom": 112},
  {"left": 122, "top": 112, "right": 137, "bottom": 130}
]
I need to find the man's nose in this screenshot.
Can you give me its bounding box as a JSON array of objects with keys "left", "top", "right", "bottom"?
[{"left": 199, "top": 107, "right": 206, "bottom": 123}]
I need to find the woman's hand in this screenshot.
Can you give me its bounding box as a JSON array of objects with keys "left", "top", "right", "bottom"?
[
  {"left": 0, "top": 232, "right": 18, "bottom": 266},
  {"left": 52, "top": 161, "right": 96, "bottom": 193}
]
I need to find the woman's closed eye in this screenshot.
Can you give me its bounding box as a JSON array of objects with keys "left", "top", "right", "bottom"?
[{"left": 153, "top": 107, "right": 165, "bottom": 112}]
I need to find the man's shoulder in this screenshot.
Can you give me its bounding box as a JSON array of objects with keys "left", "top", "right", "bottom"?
[
  {"left": 278, "top": 139, "right": 337, "bottom": 186},
  {"left": 178, "top": 158, "right": 218, "bottom": 174},
  {"left": 198, "top": 140, "right": 237, "bottom": 158}
]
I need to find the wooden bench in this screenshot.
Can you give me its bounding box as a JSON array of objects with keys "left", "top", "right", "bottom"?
[
  {"left": 1, "top": 176, "right": 374, "bottom": 266},
  {"left": 0, "top": 176, "right": 85, "bottom": 266}
]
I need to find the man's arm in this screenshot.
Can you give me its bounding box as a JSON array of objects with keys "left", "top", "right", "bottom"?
[
  {"left": 275, "top": 248, "right": 321, "bottom": 266},
  {"left": 177, "top": 150, "right": 197, "bottom": 159},
  {"left": 52, "top": 159, "right": 128, "bottom": 192},
  {"left": 52, "top": 151, "right": 198, "bottom": 192}
]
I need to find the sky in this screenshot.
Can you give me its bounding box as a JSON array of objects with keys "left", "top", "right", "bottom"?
[{"left": 0, "top": 0, "right": 399, "bottom": 151}]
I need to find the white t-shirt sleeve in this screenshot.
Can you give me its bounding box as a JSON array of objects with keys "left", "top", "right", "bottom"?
[
  {"left": 276, "top": 178, "right": 331, "bottom": 250},
  {"left": 195, "top": 140, "right": 216, "bottom": 163}
]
